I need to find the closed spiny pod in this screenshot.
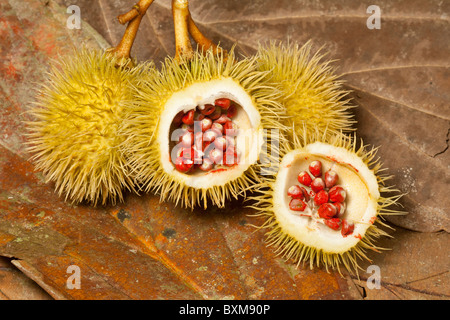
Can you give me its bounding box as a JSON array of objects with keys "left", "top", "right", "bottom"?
[
  {"left": 26, "top": 49, "right": 144, "bottom": 205},
  {"left": 256, "top": 41, "right": 355, "bottom": 140},
  {"left": 26, "top": 1, "right": 152, "bottom": 205}
]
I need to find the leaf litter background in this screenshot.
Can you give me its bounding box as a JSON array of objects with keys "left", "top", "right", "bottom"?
[{"left": 0, "top": 0, "right": 448, "bottom": 300}]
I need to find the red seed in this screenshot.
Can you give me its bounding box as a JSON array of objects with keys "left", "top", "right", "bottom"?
[
  {"left": 199, "top": 158, "right": 214, "bottom": 171},
  {"left": 310, "top": 177, "right": 325, "bottom": 193},
  {"left": 224, "top": 121, "right": 238, "bottom": 136},
  {"left": 175, "top": 156, "right": 193, "bottom": 173},
  {"left": 203, "top": 129, "right": 219, "bottom": 143},
  {"left": 203, "top": 143, "right": 214, "bottom": 158},
  {"left": 208, "top": 148, "right": 223, "bottom": 164},
  {"left": 314, "top": 190, "right": 329, "bottom": 206},
  {"left": 214, "top": 136, "right": 228, "bottom": 151},
  {"left": 194, "top": 131, "right": 203, "bottom": 143},
  {"left": 209, "top": 107, "right": 222, "bottom": 120},
  {"left": 227, "top": 104, "right": 237, "bottom": 118},
  {"left": 318, "top": 203, "right": 337, "bottom": 219},
  {"left": 223, "top": 149, "right": 238, "bottom": 166},
  {"left": 194, "top": 112, "right": 205, "bottom": 121},
  {"left": 223, "top": 120, "right": 232, "bottom": 130},
  {"left": 193, "top": 130, "right": 203, "bottom": 150},
  {"left": 200, "top": 117, "right": 212, "bottom": 132},
  {"left": 289, "top": 198, "right": 307, "bottom": 212},
  {"left": 300, "top": 187, "right": 310, "bottom": 201},
  {"left": 193, "top": 132, "right": 205, "bottom": 164},
  {"left": 182, "top": 110, "right": 195, "bottom": 125},
  {"left": 329, "top": 186, "right": 346, "bottom": 203},
  {"left": 215, "top": 114, "right": 231, "bottom": 124},
  {"left": 309, "top": 160, "right": 322, "bottom": 177},
  {"left": 225, "top": 146, "right": 240, "bottom": 165},
  {"left": 324, "top": 218, "right": 341, "bottom": 231},
  {"left": 215, "top": 98, "right": 231, "bottom": 109},
  {"left": 201, "top": 104, "right": 215, "bottom": 115},
  {"left": 297, "top": 171, "right": 312, "bottom": 186},
  {"left": 202, "top": 141, "right": 211, "bottom": 151},
  {"left": 333, "top": 202, "right": 346, "bottom": 218},
  {"left": 181, "top": 147, "right": 194, "bottom": 161},
  {"left": 287, "top": 185, "right": 304, "bottom": 199},
  {"left": 193, "top": 149, "right": 204, "bottom": 164},
  {"left": 341, "top": 219, "right": 355, "bottom": 236},
  {"left": 225, "top": 135, "right": 235, "bottom": 148},
  {"left": 211, "top": 122, "right": 224, "bottom": 134},
  {"left": 180, "top": 131, "right": 194, "bottom": 147},
  {"left": 181, "top": 124, "right": 194, "bottom": 132},
  {"left": 324, "top": 170, "right": 339, "bottom": 188}
]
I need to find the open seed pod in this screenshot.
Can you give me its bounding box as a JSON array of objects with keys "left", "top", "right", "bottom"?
[
  {"left": 26, "top": 49, "right": 144, "bottom": 205},
  {"left": 256, "top": 41, "right": 355, "bottom": 139},
  {"left": 250, "top": 130, "right": 404, "bottom": 274},
  {"left": 121, "top": 48, "right": 286, "bottom": 209}
]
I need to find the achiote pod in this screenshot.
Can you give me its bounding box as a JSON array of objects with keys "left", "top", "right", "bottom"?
[
  {"left": 26, "top": 1, "right": 153, "bottom": 205},
  {"left": 26, "top": 50, "right": 144, "bottom": 205},
  {"left": 256, "top": 41, "right": 356, "bottom": 139},
  {"left": 120, "top": 48, "right": 287, "bottom": 209},
  {"left": 249, "top": 130, "right": 404, "bottom": 274}
]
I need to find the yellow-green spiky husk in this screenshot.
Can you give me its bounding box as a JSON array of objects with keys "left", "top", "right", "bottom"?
[
  {"left": 249, "top": 130, "right": 404, "bottom": 274},
  {"left": 256, "top": 41, "right": 355, "bottom": 140},
  {"left": 26, "top": 49, "right": 142, "bottom": 206},
  {"left": 120, "top": 48, "right": 287, "bottom": 209}
]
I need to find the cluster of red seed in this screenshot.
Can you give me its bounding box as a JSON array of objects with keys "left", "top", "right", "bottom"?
[
  {"left": 171, "top": 98, "right": 240, "bottom": 173},
  {"left": 287, "top": 160, "right": 355, "bottom": 236}
]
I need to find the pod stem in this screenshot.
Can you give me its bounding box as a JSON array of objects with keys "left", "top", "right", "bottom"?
[
  {"left": 187, "top": 13, "right": 220, "bottom": 55},
  {"left": 172, "top": 0, "right": 193, "bottom": 60},
  {"left": 172, "top": 0, "right": 225, "bottom": 61},
  {"left": 117, "top": 0, "right": 155, "bottom": 24},
  {"left": 108, "top": 0, "right": 154, "bottom": 66}
]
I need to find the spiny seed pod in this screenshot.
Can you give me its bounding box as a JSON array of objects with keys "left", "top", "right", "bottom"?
[
  {"left": 256, "top": 41, "right": 355, "bottom": 139},
  {"left": 249, "top": 131, "right": 404, "bottom": 274},
  {"left": 26, "top": 49, "right": 143, "bottom": 205},
  {"left": 121, "top": 47, "right": 286, "bottom": 209}
]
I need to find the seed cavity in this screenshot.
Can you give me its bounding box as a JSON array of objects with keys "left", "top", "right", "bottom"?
[
  {"left": 170, "top": 98, "right": 241, "bottom": 174},
  {"left": 287, "top": 160, "right": 353, "bottom": 236}
]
